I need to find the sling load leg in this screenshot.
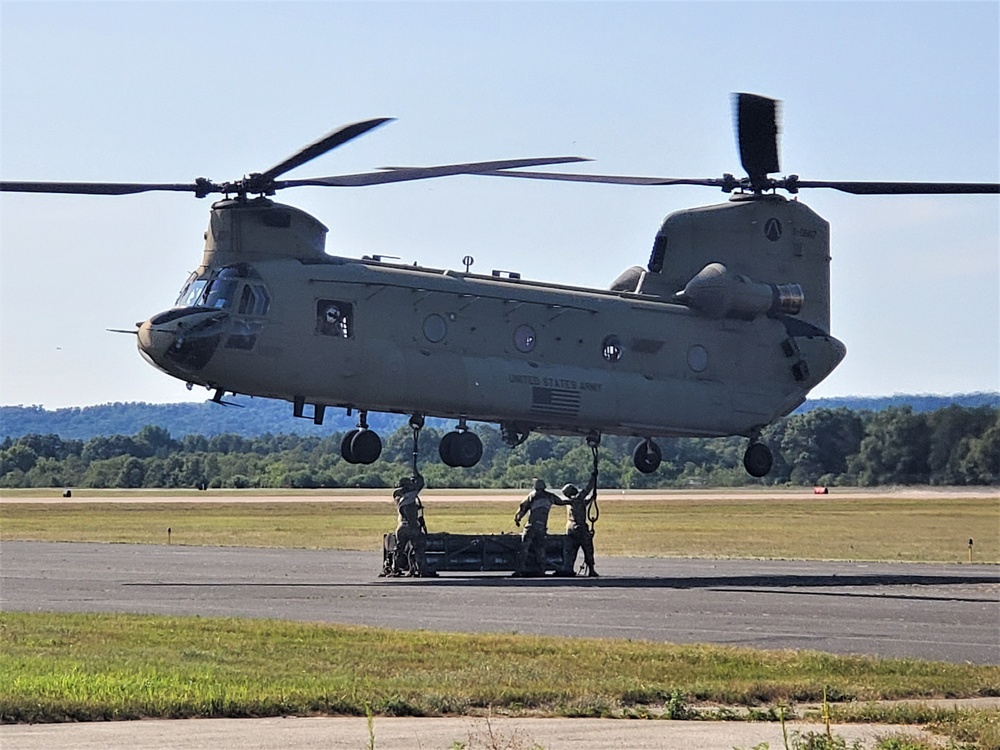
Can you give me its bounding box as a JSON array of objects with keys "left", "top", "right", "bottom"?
[
  {"left": 408, "top": 413, "right": 425, "bottom": 476},
  {"left": 585, "top": 431, "right": 601, "bottom": 534}
]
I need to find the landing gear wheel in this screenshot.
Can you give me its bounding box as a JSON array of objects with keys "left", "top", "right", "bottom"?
[
  {"left": 341, "top": 428, "right": 361, "bottom": 463},
  {"left": 439, "top": 431, "right": 459, "bottom": 467},
  {"left": 743, "top": 442, "right": 773, "bottom": 478},
  {"left": 500, "top": 422, "right": 531, "bottom": 448},
  {"left": 350, "top": 428, "right": 382, "bottom": 465},
  {"left": 452, "top": 431, "right": 483, "bottom": 468},
  {"left": 439, "top": 431, "right": 483, "bottom": 468},
  {"left": 632, "top": 439, "right": 662, "bottom": 474}
]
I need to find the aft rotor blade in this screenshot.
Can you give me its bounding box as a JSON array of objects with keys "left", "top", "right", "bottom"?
[
  {"left": 478, "top": 171, "right": 1000, "bottom": 195},
  {"left": 734, "top": 92, "right": 781, "bottom": 191},
  {"left": 473, "top": 171, "right": 725, "bottom": 187},
  {"left": 256, "top": 118, "right": 394, "bottom": 183},
  {"left": 280, "top": 156, "right": 591, "bottom": 188},
  {"left": 1, "top": 181, "right": 205, "bottom": 195},
  {"left": 788, "top": 179, "right": 1000, "bottom": 195}
]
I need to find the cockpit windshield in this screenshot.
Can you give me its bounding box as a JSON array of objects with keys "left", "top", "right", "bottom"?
[
  {"left": 174, "top": 265, "right": 270, "bottom": 315},
  {"left": 175, "top": 273, "right": 207, "bottom": 308}
]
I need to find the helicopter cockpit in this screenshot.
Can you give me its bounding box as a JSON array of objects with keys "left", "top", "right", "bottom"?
[
  {"left": 136, "top": 264, "right": 273, "bottom": 376},
  {"left": 175, "top": 264, "right": 271, "bottom": 316}
]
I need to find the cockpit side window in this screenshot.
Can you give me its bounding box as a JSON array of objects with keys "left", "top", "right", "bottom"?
[
  {"left": 238, "top": 285, "right": 256, "bottom": 315},
  {"left": 236, "top": 283, "right": 272, "bottom": 316},
  {"left": 254, "top": 286, "right": 271, "bottom": 316}
]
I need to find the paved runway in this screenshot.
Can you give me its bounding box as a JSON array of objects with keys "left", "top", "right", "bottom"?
[{"left": 3, "top": 541, "right": 998, "bottom": 664}]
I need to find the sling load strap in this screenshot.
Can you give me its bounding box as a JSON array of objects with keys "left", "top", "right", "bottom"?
[
  {"left": 587, "top": 442, "right": 600, "bottom": 531},
  {"left": 411, "top": 423, "right": 421, "bottom": 477},
  {"left": 409, "top": 414, "right": 425, "bottom": 477}
]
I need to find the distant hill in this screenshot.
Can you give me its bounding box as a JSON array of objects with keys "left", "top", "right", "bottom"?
[
  {"left": 1, "top": 392, "right": 997, "bottom": 441},
  {"left": 794, "top": 392, "right": 999, "bottom": 414},
  {"left": 0, "top": 398, "right": 406, "bottom": 441}
]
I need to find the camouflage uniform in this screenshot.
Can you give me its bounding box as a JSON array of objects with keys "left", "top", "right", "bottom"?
[
  {"left": 392, "top": 474, "right": 434, "bottom": 576},
  {"left": 560, "top": 479, "right": 598, "bottom": 576},
  {"left": 513, "top": 478, "right": 558, "bottom": 575}
]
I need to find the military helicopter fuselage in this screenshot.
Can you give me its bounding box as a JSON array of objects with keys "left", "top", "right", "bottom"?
[{"left": 137, "top": 192, "right": 845, "bottom": 474}]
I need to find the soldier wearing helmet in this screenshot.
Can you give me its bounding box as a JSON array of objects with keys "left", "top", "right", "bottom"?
[
  {"left": 559, "top": 478, "right": 599, "bottom": 577},
  {"left": 512, "top": 477, "right": 558, "bottom": 576},
  {"left": 389, "top": 473, "right": 435, "bottom": 577}
]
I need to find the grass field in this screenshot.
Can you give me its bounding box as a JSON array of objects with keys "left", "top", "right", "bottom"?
[
  {"left": 1, "top": 488, "right": 997, "bottom": 563},
  {"left": 2, "top": 611, "right": 998, "bottom": 724}
]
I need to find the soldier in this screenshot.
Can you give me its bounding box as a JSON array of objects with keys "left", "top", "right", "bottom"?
[
  {"left": 560, "top": 479, "right": 599, "bottom": 577},
  {"left": 390, "top": 473, "right": 436, "bottom": 577},
  {"left": 513, "top": 477, "right": 559, "bottom": 576}
]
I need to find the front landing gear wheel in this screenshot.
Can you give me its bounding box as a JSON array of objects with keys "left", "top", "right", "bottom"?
[
  {"left": 743, "top": 442, "right": 773, "bottom": 478},
  {"left": 341, "top": 428, "right": 382, "bottom": 464},
  {"left": 439, "top": 430, "right": 483, "bottom": 468},
  {"left": 632, "top": 439, "right": 662, "bottom": 474}
]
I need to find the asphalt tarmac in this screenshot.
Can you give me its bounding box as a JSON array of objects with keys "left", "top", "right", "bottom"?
[
  {"left": 3, "top": 541, "right": 998, "bottom": 749},
  {"left": 2, "top": 541, "right": 998, "bottom": 664}
]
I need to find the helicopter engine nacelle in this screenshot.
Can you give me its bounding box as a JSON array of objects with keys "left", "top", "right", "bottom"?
[{"left": 675, "top": 263, "right": 804, "bottom": 320}]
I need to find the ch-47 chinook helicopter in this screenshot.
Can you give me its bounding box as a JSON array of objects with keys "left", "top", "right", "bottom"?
[{"left": 3, "top": 95, "right": 997, "bottom": 478}]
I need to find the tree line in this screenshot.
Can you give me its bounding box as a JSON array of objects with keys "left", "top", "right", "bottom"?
[
  {"left": 4, "top": 393, "right": 997, "bottom": 442},
  {"left": 1, "top": 405, "right": 996, "bottom": 490}
]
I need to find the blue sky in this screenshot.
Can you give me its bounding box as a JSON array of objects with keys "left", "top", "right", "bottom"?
[{"left": 1, "top": 1, "right": 997, "bottom": 408}]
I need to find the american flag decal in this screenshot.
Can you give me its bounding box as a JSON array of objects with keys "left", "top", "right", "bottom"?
[{"left": 530, "top": 387, "right": 580, "bottom": 418}]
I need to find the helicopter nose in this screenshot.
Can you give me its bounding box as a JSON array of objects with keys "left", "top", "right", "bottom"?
[
  {"left": 136, "top": 321, "right": 175, "bottom": 361},
  {"left": 137, "top": 308, "right": 228, "bottom": 373}
]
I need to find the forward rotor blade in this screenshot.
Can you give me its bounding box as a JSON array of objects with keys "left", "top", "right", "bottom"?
[
  {"left": 280, "top": 156, "right": 591, "bottom": 188},
  {"left": 788, "top": 179, "right": 1000, "bottom": 195},
  {"left": 256, "top": 118, "right": 394, "bottom": 183},
  {"left": 734, "top": 92, "right": 781, "bottom": 191},
  {"left": 1, "top": 181, "right": 205, "bottom": 195}
]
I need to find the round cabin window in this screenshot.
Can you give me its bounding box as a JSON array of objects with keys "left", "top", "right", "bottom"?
[
  {"left": 687, "top": 344, "right": 709, "bottom": 372},
  {"left": 423, "top": 314, "right": 447, "bottom": 343},
  {"left": 513, "top": 324, "right": 536, "bottom": 353},
  {"left": 602, "top": 335, "right": 622, "bottom": 363}
]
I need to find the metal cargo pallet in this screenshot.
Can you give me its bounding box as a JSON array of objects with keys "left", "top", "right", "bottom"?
[{"left": 383, "top": 532, "right": 566, "bottom": 574}]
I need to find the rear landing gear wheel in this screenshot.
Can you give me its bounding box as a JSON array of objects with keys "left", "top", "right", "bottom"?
[
  {"left": 632, "top": 439, "right": 662, "bottom": 474},
  {"left": 743, "top": 441, "right": 773, "bottom": 478}
]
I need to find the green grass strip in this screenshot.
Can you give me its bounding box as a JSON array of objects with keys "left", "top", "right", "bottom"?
[
  {"left": 2, "top": 493, "right": 997, "bottom": 562},
  {"left": 2, "top": 612, "right": 998, "bottom": 724}
]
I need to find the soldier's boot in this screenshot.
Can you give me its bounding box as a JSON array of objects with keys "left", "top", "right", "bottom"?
[{"left": 586, "top": 565, "right": 599, "bottom": 577}]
